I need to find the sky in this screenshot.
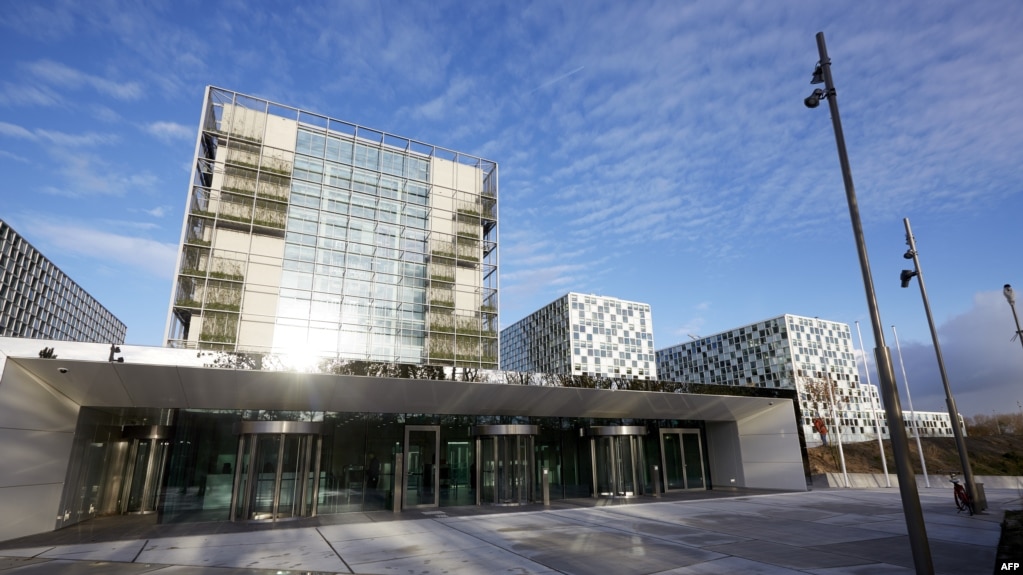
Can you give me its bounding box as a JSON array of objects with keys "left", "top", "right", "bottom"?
[{"left": 1, "top": 1, "right": 1021, "bottom": 418}]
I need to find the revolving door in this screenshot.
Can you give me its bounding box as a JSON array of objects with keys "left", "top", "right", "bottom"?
[
  {"left": 587, "top": 426, "right": 648, "bottom": 498},
  {"left": 473, "top": 425, "right": 538, "bottom": 506},
  {"left": 119, "top": 425, "right": 172, "bottom": 514},
  {"left": 230, "top": 421, "right": 323, "bottom": 522}
]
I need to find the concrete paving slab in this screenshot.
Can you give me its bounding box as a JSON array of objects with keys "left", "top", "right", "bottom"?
[
  {"left": 703, "top": 538, "right": 873, "bottom": 571},
  {"left": 0, "top": 559, "right": 169, "bottom": 574},
  {"left": 0, "top": 487, "right": 1016, "bottom": 575}
]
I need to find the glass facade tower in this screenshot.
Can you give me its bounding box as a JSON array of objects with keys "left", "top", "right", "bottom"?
[
  {"left": 0, "top": 219, "right": 126, "bottom": 343},
  {"left": 165, "top": 87, "right": 498, "bottom": 368}
]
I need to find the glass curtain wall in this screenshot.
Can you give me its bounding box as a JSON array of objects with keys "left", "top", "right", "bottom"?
[{"left": 58, "top": 409, "right": 710, "bottom": 529}]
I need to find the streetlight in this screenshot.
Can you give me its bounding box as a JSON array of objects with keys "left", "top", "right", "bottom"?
[
  {"left": 1005, "top": 285, "right": 1023, "bottom": 354},
  {"left": 900, "top": 217, "right": 977, "bottom": 510},
  {"left": 805, "top": 31, "right": 932, "bottom": 574},
  {"left": 856, "top": 321, "right": 889, "bottom": 487},
  {"left": 892, "top": 325, "right": 931, "bottom": 488}
]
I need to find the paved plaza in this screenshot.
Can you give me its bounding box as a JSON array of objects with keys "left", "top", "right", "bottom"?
[{"left": 0, "top": 486, "right": 1018, "bottom": 574}]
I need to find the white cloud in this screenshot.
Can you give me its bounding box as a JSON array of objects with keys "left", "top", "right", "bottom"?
[
  {"left": 21, "top": 218, "right": 178, "bottom": 280},
  {"left": 863, "top": 290, "right": 1023, "bottom": 417},
  {"left": 0, "top": 122, "right": 36, "bottom": 139},
  {"left": 0, "top": 82, "right": 63, "bottom": 107},
  {"left": 143, "top": 121, "right": 193, "bottom": 143},
  {"left": 25, "top": 59, "right": 143, "bottom": 101}
]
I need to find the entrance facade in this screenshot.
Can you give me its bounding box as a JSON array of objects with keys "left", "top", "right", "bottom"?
[
  {"left": 119, "top": 425, "right": 171, "bottom": 514},
  {"left": 659, "top": 429, "right": 706, "bottom": 491},
  {"left": 586, "top": 426, "right": 647, "bottom": 498},
  {"left": 473, "top": 424, "right": 537, "bottom": 505},
  {"left": 229, "top": 421, "right": 323, "bottom": 522},
  {"left": 402, "top": 425, "right": 440, "bottom": 508}
]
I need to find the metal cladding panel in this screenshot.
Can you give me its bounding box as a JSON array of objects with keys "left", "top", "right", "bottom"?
[
  {"left": 7, "top": 357, "right": 785, "bottom": 423},
  {"left": 19, "top": 359, "right": 132, "bottom": 407},
  {"left": 115, "top": 363, "right": 188, "bottom": 407},
  {"left": 0, "top": 360, "right": 80, "bottom": 432}
]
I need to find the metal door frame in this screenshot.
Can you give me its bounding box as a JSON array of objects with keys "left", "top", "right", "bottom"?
[
  {"left": 585, "top": 425, "right": 647, "bottom": 498},
  {"left": 659, "top": 428, "right": 705, "bottom": 491},
  {"left": 472, "top": 424, "right": 538, "bottom": 506},
  {"left": 229, "top": 420, "right": 323, "bottom": 522},
  {"left": 403, "top": 425, "right": 441, "bottom": 509},
  {"left": 119, "top": 425, "right": 172, "bottom": 515}
]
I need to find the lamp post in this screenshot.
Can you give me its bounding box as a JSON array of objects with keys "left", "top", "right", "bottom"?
[
  {"left": 805, "top": 31, "right": 932, "bottom": 573},
  {"left": 892, "top": 325, "right": 930, "bottom": 488},
  {"left": 900, "top": 217, "right": 977, "bottom": 511},
  {"left": 856, "top": 321, "right": 889, "bottom": 487},
  {"left": 1005, "top": 285, "right": 1023, "bottom": 354}
]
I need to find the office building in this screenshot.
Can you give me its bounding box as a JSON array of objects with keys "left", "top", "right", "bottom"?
[
  {"left": 0, "top": 89, "right": 806, "bottom": 543},
  {"left": 0, "top": 219, "right": 125, "bottom": 344},
  {"left": 501, "top": 293, "right": 657, "bottom": 380},
  {"left": 165, "top": 87, "right": 499, "bottom": 368},
  {"left": 0, "top": 337, "right": 804, "bottom": 541},
  {"left": 655, "top": 314, "right": 956, "bottom": 446}
]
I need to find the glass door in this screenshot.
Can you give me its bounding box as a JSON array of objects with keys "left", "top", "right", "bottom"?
[
  {"left": 586, "top": 426, "right": 647, "bottom": 498},
  {"left": 478, "top": 435, "right": 534, "bottom": 505},
  {"left": 120, "top": 426, "right": 172, "bottom": 515},
  {"left": 593, "top": 436, "right": 638, "bottom": 496},
  {"left": 403, "top": 425, "right": 440, "bottom": 508},
  {"left": 230, "top": 421, "right": 322, "bottom": 522},
  {"left": 659, "top": 429, "right": 705, "bottom": 491}
]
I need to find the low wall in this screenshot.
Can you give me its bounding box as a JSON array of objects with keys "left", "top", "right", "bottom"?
[{"left": 811, "top": 473, "right": 1023, "bottom": 490}]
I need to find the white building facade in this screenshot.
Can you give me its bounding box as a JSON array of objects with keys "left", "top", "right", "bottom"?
[
  {"left": 501, "top": 293, "right": 657, "bottom": 380},
  {"left": 655, "top": 314, "right": 957, "bottom": 446}
]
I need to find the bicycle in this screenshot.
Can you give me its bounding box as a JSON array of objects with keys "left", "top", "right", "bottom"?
[{"left": 949, "top": 472, "right": 974, "bottom": 515}]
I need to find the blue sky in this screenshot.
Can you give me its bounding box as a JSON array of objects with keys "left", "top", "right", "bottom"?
[{"left": 2, "top": 1, "right": 1021, "bottom": 418}]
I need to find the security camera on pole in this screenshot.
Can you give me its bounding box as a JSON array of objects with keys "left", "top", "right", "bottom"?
[
  {"left": 1005, "top": 285, "right": 1023, "bottom": 354},
  {"left": 900, "top": 217, "right": 977, "bottom": 510},
  {"left": 804, "top": 32, "right": 932, "bottom": 574}
]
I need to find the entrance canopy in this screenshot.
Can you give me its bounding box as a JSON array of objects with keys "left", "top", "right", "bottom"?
[
  {"left": 3, "top": 341, "right": 788, "bottom": 422},
  {"left": 0, "top": 338, "right": 806, "bottom": 542}
]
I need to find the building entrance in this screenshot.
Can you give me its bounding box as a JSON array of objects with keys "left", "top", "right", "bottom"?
[
  {"left": 403, "top": 425, "right": 440, "bottom": 508},
  {"left": 229, "top": 421, "right": 323, "bottom": 522},
  {"left": 119, "top": 425, "right": 172, "bottom": 514},
  {"left": 473, "top": 424, "right": 537, "bottom": 505},
  {"left": 659, "top": 429, "right": 705, "bottom": 491},
  {"left": 586, "top": 426, "right": 647, "bottom": 498}
]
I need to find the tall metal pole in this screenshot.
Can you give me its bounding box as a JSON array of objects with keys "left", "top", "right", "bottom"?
[
  {"left": 892, "top": 325, "right": 930, "bottom": 488},
  {"left": 825, "top": 371, "right": 850, "bottom": 487},
  {"left": 902, "top": 217, "right": 977, "bottom": 508},
  {"left": 856, "top": 321, "right": 889, "bottom": 486},
  {"left": 809, "top": 32, "right": 932, "bottom": 573},
  {"left": 1005, "top": 285, "right": 1023, "bottom": 354}
]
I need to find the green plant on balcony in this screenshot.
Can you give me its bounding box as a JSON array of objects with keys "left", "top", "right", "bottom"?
[
  {"left": 186, "top": 238, "right": 211, "bottom": 247},
  {"left": 217, "top": 212, "right": 251, "bottom": 225},
  {"left": 430, "top": 299, "right": 454, "bottom": 308},
  {"left": 260, "top": 164, "right": 292, "bottom": 177},
  {"left": 205, "top": 302, "right": 241, "bottom": 312},
  {"left": 222, "top": 185, "right": 256, "bottom": 197},
  {"left": 199, "top": 333, "right": 237, "bottom": 343},
  {"left": 175, "top": 298, "right": 202, "bottom": 308},
  {"left": 253, "top": 217, "right": 285, "bottom": 229},
  {"left": 430, "top": 274, "right": 455, "bottom": 283},
  {"left": 208, "top": 270, "right": 244, "bottom": 281}
]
